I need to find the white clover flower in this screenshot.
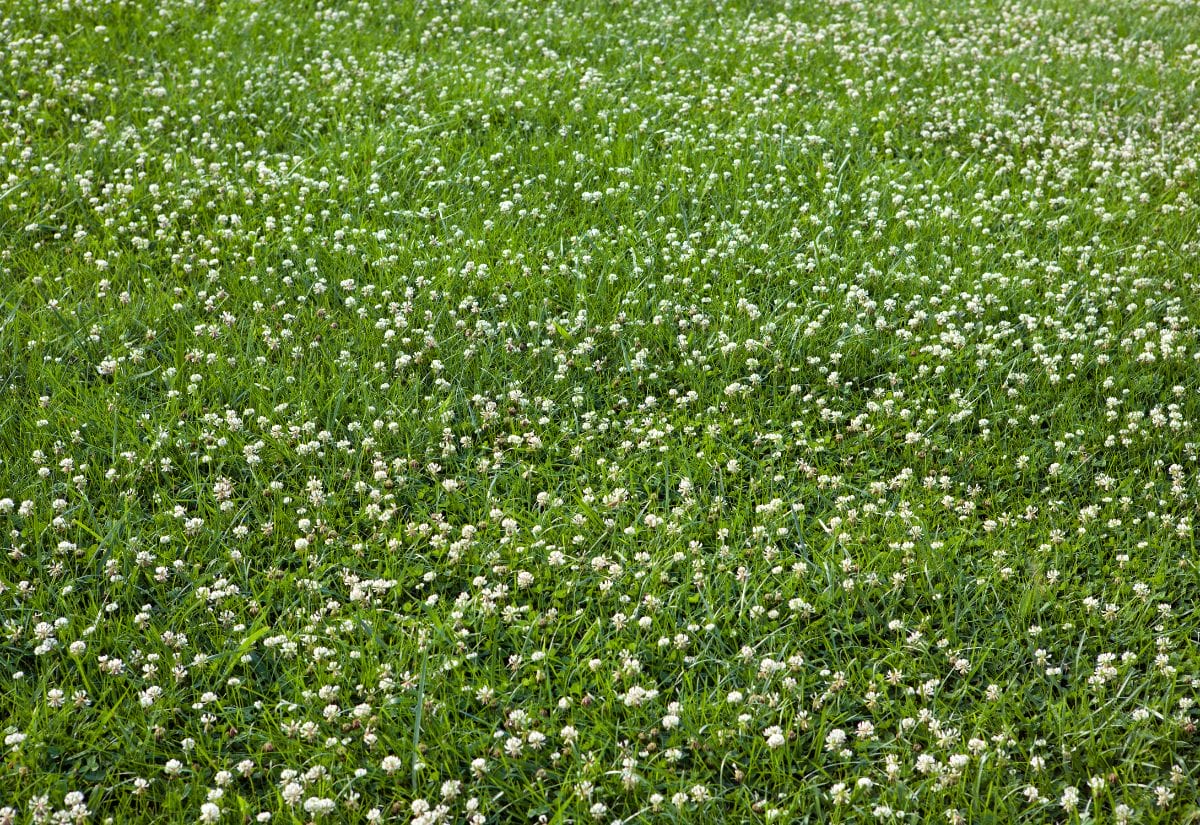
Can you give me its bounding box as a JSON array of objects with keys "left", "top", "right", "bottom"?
[{"left": 763, "top": 726, "right": 786, "bottom": 749}]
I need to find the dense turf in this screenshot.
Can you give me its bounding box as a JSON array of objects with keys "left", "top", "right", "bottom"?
[{"left": 3, "top": 0, "right": 1200, "bottom": 821}]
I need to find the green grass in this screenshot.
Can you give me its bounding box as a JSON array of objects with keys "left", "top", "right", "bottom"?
[{"left": 3, "top": 0, "right": 1200, "bottom": 821}]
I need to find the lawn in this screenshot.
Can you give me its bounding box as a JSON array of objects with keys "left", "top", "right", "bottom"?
[{"left": 2, "top": 0, "right": 1200, "bottom": 821}]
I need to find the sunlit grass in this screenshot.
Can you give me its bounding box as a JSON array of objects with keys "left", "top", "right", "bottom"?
[{"left": 2, "top": 0, "right": 1200, "bottom": 821}]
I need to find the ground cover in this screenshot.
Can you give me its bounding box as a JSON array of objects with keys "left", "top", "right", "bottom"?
[{"left": 3, "top": 0, "right": 1200, "bottom": 821}]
